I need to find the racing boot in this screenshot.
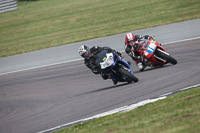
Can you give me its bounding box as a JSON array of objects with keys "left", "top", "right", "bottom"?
[
  {"left": 112, "top": 79, "right": 118, "bottom": 85},
  {"left": 127, "top": 61, "right": 131, "bottom": 65},
  {"left": 137, "top": 62, "right": 146, "bottom": 71}
]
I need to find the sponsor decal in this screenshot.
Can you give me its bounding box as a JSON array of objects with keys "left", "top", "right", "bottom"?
[
  {"left": 147, "top": 43, "right": 156, "bottom": 54},
  {"left": 103, "top": 57, "right": 107, "bottom": 62}
]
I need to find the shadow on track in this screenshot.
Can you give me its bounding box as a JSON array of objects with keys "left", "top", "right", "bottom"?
[
  {"left": 133, "top": 64, "right": 172, "bottom": 73},
  {"left": 76, "top": 82, "right": 135, "bottom": 96},
  {"left": 76, "top": 65, "right": 174, "bottom": 97}
]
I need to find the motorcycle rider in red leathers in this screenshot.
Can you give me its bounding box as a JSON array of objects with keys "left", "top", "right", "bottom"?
[{"left": 124, "top": 33, "right": 156, "bottom": 71}]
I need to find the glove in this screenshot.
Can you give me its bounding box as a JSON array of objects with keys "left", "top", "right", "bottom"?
[
  {"left": 116, "top": 51, "right": 122, "bottom": 57},
  {"left": 152, "top": 36, "right": 155, "bottom": 40},
  {"left": 149, "top": 36, "right": 155, "bottom": 41},
  {"left": 137, "top": 56, "right": 141, "bottom": 61},
  {"left": 128, "top": 52, "right": 132, "bottom": 57},
  {"left": 138, "top": 35, "right": 142, "bottom": 39},
  {"left": 144, "top": 35, "right": 155, "bottom": 40},
  {"left": 135, "top": 35, "right": 142, "bottom": 40},
  {"left": 128, "top": 51, "right": 134, "bottom": 58},
  {"left": 92, "top": 66, "right": 101, "bottom": 74},
  {"left": 92, "top": 69, "right": 100, "bottom": 74}
]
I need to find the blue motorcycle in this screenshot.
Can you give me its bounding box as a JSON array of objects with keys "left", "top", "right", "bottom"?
[{"left": 96, "top": 50, "right": 139, "bottom": 84}]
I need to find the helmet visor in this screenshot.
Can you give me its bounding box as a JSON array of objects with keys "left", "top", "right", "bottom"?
[
  {"left": 129, "top": 40, "right": 135, "bottom": 46},
  {"left": 82, "top": 51, "right": 89, "bottom": 58}
]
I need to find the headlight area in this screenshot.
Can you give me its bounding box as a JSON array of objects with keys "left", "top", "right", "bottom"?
[
  {"left": 106, "top": 56, "right": 114, "bottom": 66},
  {"left": 100, "top": 55, "right": 114, "bottom": 69}
]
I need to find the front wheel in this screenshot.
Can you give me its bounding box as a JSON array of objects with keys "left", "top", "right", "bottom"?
[
  {"left": 118, "top": 67, "right": 139, "bottom": 82},
  {"left": 157, "top": 49, "right": 177, "bottom": 65}
]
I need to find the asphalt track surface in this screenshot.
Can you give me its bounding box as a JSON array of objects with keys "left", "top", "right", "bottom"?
[{"left": 0, "top": 38, "right": 200, "bottom": 133}]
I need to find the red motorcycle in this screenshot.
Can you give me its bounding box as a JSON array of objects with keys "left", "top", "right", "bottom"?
[{"left": 136, "top": 38, "right": 177, "bottom": 71}]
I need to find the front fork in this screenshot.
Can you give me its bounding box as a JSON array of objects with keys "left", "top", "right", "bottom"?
[{"left": 110, "top": 65, "right": 130, "bottom": 82}]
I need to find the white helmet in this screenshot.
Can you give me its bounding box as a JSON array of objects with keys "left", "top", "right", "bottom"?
[{"left": 78, "top": 45, "right": 90, "bottom": 58}]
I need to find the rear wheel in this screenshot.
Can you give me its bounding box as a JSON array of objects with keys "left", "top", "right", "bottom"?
[
  {"left": 118, "top": 67, "right": 139, "bottom": 82},
  {"left": 157, "top": 49, "right": 177, "bottom": 65}
]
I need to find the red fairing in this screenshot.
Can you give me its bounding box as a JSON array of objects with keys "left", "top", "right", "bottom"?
[{"left": 138, "top": 39, "right": 169, "bottom": 66}]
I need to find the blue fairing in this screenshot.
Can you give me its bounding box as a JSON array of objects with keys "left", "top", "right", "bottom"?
[
  {"left": 111, "top": 53, "right": 133, "bottom": 74},
  {"left": 96, "top": 50, "right": 135, "bottom": 83},
  {"left": 109, "top": 53, "right": 134, "bottom": 82},
  {"left": 121, "top": 59, "right": 134, "bottom": 74}
]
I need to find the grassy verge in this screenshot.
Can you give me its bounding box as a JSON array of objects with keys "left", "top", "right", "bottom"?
[
  {"left": 0, "top": 0, "right": 200, "bottom": 57},
  {"left": 54, "top": 86, "right": 200, "bottom": 133}
]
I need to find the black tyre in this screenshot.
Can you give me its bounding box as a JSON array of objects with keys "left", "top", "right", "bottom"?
[
  {"left": 118, "top": 67, "right": 139, "bottom": 82},
  {"left": 158, "top": 50, "right": 177, "bottom": 65}
]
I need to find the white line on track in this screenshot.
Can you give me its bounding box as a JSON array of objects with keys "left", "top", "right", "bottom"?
[
  {"left": 1, "top": 36, "right": 200, "bottom": 76},
  {"left": 38, "top": 83, "right": 200, "bottom": 133},
  {"left": 163, "top": 36, "right": 200, "bottom": 45},
  {"left": 0, "top": 59, "right": 82, "bottom": 76}
]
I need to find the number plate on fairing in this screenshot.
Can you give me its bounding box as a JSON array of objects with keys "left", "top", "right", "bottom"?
[{"left": 147, "top": 43, "right": 156, "bottom": 54}]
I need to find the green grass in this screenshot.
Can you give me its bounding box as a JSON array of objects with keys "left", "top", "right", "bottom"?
[
  {"left": 0, "top": 0, "right": 200, "bottom": 57},
  {"left": 54, "top": 86, "right": 200, "bottom": 133}
]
